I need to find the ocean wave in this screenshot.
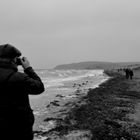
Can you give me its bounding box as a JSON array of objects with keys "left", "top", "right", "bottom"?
[{"left": 36, "top": 69, "right": 104, "bottom": 88}]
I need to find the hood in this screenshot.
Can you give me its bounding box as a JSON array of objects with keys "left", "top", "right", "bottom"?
[
  {"left": 0, "top": 69, "right": 15, "bottom": 83},
  {"left": 0, "top": 61, "right": 17, "bottom": 83}
]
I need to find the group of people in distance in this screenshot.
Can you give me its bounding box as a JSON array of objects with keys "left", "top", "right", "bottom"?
[
  {"left": 118, "top": 68, "right": 134, "bottom": 80},
  {"left": 124, "top": 68, "right": 134, "bottom": 80}
]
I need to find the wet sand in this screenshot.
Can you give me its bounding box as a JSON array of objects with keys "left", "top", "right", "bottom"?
[{"left": 33, "top": 69, "right": 140, "bottom": 140}]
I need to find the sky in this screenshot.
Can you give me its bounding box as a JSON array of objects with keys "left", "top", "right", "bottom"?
[{"left": 0, "top": 0, "right": 140, "bottom": 69}]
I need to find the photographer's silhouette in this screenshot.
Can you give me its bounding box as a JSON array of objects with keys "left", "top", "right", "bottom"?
[{"left": 0, "top": 44, "right": 44, "bottom": 140}]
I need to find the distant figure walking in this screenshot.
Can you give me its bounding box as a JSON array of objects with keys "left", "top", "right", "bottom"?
[
  {"left": 0, "top": 44, "right": 45, "bottom": 140},
  {"left": 124, "top": 68, "right": 130, "bottom": 79},
  {"left": 129, "top": 69, "right": 134, "bottom": 80}
]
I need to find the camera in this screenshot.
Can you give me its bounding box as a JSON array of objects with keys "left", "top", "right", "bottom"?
[{"left": 16, "top": 57, "right": 22, "bottom": 65}]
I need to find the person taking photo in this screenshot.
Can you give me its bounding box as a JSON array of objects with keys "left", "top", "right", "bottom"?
[{"left": 0, "top": 44, "right": 45, "bottom": 140}]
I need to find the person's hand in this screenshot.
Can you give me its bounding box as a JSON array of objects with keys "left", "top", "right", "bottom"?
[{"left": 21, "top": 57, "right": 31, "bottom": 69}]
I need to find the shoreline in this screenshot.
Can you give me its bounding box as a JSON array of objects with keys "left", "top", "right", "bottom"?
[
  {"left": 32, "top": 70, "right": 108, "bottom": 133},
  {"left": 34, "top": 69, "right": 140, "bottom": 139},
  {"left": 33, "top": 70, "right": 110, "bottom": 140}
]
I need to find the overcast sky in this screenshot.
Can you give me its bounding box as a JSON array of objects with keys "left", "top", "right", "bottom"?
[{"left": 0, "top": 0, "right": 140, "bottom": 69}]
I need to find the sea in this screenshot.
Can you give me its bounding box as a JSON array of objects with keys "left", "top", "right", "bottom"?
[
  {"left": 29, "top": 69, "right": 109, "bottom": 139},
  {"left": 34, "top": 69, "right": 108, "bottom": 90}
]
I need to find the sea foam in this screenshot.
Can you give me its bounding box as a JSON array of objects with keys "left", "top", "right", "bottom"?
[{"left": 37, "top": 69, "right": 105, "bottom": 88}]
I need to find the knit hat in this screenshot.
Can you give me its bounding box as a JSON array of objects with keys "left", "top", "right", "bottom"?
[{"left": 0, "top": 44, "right": 21, "bottom": 58}]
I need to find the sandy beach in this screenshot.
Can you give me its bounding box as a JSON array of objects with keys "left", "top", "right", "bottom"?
[{"left": 33, "top": 68, "right": 140, "bottom": 140}]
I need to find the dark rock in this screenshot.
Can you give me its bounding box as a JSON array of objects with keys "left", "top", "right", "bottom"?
[{"left": 104, "top": 120, "right": 122, "bottom": 128}]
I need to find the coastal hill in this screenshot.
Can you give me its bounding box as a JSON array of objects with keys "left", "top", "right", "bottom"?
[{"left": 54, "top": 61, "right": 140, "bottom": 70}]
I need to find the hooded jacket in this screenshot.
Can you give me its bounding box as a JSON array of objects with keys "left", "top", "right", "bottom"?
[{"left": 0, "top": 60, "right": 45, "bottom": 118}]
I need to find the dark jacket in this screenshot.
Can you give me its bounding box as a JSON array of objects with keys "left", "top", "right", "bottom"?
[
  {"left": 0, "top": 61, "right": 44, "bottom": 109},
  {"left": 0, "top": 61, "right": 45, "bottom": 139}
]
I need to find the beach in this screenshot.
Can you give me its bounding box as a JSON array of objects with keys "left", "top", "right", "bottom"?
[
  {"left": 29, "top": 69, "right": 108, "bottom": 139},
  {"left": 32, "top": 68, "right": 140, "bottom": 140}
]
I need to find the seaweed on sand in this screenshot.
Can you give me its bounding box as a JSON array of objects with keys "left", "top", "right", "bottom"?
[{"left": 55, "top": 71, "right": 140, "bottom": 139}]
